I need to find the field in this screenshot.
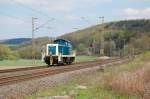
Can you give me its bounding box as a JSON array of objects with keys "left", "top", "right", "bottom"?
[
  {"left": 0, "top": 56, "right": 99, "bottom": 67},
  {"left": 0, "top": 60, "right": 45, "bottom": 67}
]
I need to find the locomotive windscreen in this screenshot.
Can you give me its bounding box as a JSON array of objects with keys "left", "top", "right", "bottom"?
[{"left": 48, "top": 46, "right": 56, "bottom": 55}]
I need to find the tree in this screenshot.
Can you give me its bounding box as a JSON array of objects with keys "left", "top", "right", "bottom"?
[
  {"left": 0, "top": 45, "right": 16, "bottom": 60},
  {"left": 130, "top": 35, "right": 150, "bottom": 54},
  {"left": 76, "top": 43, "right": 87, "bottom": 55},
  {"left": 104, "top": 41, "right": 116, "bottom": 56}
]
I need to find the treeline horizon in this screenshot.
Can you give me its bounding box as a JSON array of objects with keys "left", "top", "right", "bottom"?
[{"left": 0, "top": 19, "right": 150, "bottom": 60}]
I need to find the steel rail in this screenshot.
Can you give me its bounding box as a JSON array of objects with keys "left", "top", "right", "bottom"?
[
  {"left": 0, "top": 58, "right": 114, "bottom": 74},
  {"left": 0, "top": 58, "right": 128, "bottom": 86}
]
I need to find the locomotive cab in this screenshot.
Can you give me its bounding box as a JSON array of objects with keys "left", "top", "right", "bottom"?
[{"left": 44, "top": 39, "right": 76, "bottom": 66}]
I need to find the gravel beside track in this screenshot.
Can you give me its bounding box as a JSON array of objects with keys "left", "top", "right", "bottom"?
[
  {"left": 0, "top": 58, "right": 131, "bottom": 99},
  {"left": 0, "top": 58, "right": 122, "bottom": 86},
  {"left": 0, "top": 66, "right": 48, "bottom": 73}
]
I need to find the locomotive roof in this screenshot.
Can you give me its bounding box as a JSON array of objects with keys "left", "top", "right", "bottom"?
[{"left": 54, "top": 39, "right": 71, "bottom": 43}]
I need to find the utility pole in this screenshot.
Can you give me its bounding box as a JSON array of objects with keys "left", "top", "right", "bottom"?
[
  {"left": 110, "top": 26, "right": 113, "bottom": 57},
  {"left": 123, "top": 39, "right": 125, "bottom": 57},
  {"left": 47, "top": 27, "right": 53, "bottom": 43},
  {"left": 31, "top": 18, "right": 55, "bottom": 66},
  {"left": 99, "top": 16, "right": 105, "bottom": 56},
  {"left": 32, "top": 17, "right": 37, "bottom": 65},
  {"left": 92, "top": 31, "right": 95, "bottom": 55},
  {"left": 80, "top": 17, "right": 93, "bottom": 55}
]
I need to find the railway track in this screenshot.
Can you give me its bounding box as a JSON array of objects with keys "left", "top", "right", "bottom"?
[
  {"left": 0, "top": 59, "right": 106, "bottom": 74},
  {"left": 0, "top": 58, "right": 115, "bottom": 74},
  {"left": 0, "top": 58, "right": 129, "bottom": 86}
]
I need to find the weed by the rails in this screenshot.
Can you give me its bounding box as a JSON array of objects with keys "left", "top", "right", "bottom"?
[
  {"left": 102, "top": 52, "right": 150, "bottom": 99},
  {"left": 27, "top": 52, "right": 150, "bottom": 99}
]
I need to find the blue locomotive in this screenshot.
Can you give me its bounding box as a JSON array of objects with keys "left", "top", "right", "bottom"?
[{"left": 44, "top": 39, "right": 76, "bottom": 66}]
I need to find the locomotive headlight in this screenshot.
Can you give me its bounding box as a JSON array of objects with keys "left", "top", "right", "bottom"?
[{"left": 50, "top": 51, "right": 52, "bottom": 55}]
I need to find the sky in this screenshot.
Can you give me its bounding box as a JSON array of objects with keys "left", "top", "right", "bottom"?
[{"left": 0, "top": 0, "right": 150, "bottom": 40}]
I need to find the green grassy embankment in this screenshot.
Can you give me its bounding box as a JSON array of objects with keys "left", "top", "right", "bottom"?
[
  {"left": 0, "top": 60, "right": 45, "bottom": 67},
  {"left": 75, "top": 56, "right": 99, "bottom": 63},
  {"left": 0, "top": 56, "right": 99, "bottom": 67},
  {"left": 28, "top": 52, "right": 150, "bottom": 99}
]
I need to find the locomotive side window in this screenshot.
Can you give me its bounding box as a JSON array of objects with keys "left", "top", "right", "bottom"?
[{"left": 58, "top": 46, "right": 70, "bottom": 55}]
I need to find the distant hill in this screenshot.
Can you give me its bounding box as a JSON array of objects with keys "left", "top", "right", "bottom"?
[
  {"left": 61, "top": 19, "right": 150, "bottom": 51},
  {"left": 0, "top": 38, "right": 31, "bottom": 45},
  {"left": 4, "top": 19, "right": 150, "bottom": 59}
]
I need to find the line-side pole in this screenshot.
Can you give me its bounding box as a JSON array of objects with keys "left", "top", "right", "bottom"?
[
  {"left": 32, "top": 17, "right": 36, "bottom": 65},
  {"left": 99, "top": 16, "right": 105, "bottom": 56}
]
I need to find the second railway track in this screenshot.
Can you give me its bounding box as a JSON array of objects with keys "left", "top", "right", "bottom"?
[
  {"left": 0, "top": 58, "right": 129, "bottom": 86},
  {"left": 0, "top": 59, "right": 116, "bottom": 75},
  {"left": 0, "top": 59, "right": 108, "bottom": 74}
]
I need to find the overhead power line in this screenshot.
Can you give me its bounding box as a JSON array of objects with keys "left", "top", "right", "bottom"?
[
  {"left": 81, "top": 17, "right": 91, "bottom": 24},
  {"left": 35, "top": 18, "right": 55, "bottom": 31},
  {"left": 9, "top": 0, "right": 50, "bottom": 18},
  {"left": 0, "top": 11, "right": 30, "bottom": 23}
]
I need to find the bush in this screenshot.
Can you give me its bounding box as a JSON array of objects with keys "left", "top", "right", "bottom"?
[
  {"left": 0, "top": 45, "right": 18, "bottom": 60},
  {"left": 102, "top": 52, "right": 150, "bottom": 98},
  {"left": 130, "top": 36, "right": 150, "bottom": 54}
]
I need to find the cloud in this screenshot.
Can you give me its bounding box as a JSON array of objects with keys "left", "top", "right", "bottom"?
[
  {"left": 123, "top": 8, "right": 150, "bottom": 19},
  {"left": 127, "top": 0, "right": 150, "bottom": 2},
  {"left": 0, "top": 15, "right": 26, "bottom": 25},
  {"left": 64, "top": 15, "right": 80, "bottom": 20},
  {"left": 0, "top": 0, "right": 112, "bottom": 39},
  {"left": 0, "top": 0, "right": 111, "bottom": 12},
  {"left": 0, "top": 15, "right": 30, "bottom": 38}
]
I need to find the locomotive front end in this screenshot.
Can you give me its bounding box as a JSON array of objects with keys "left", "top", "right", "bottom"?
[
  {"left": 44, "top": 44, "right": 59, "bottom": 66},
  {"left": 44, "top": 39, "right": 76, "bottom": 66}
]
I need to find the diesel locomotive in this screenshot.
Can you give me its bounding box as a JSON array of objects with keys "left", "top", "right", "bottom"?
[{"left": 44, "top": 39, "right": 76, "bottom": 66}]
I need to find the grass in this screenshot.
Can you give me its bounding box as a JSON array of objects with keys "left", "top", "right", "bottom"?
[
  {"left": 0, "top": 56, "right": 99, "bottom": 66},
  {"left": 28, "top": 52, "right": 150, "bottom": 99},
  {"left": 75, "top": 56, "right": 99, "bottom": 63},
  {"left": 28, "top": 72, "right": 134, "bottom": 99},
  {"left": 102, "top": 52, "right": 150, "bottom": 99},
  {"left": 0, "top": 59, "right": 45, "bottom": 66}
]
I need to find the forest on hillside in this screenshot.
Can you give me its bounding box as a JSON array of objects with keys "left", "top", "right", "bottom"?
[
  {"left": 62, "top": 19, "right": 150, "bottom": 56},
  {"left": 0, "top": 19, "right": 150, "bottom": 60}
]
